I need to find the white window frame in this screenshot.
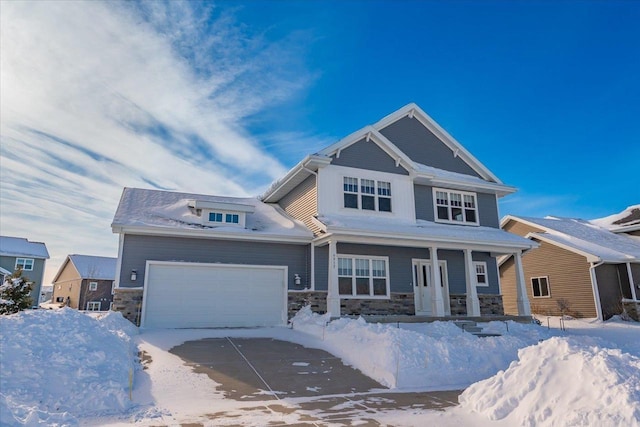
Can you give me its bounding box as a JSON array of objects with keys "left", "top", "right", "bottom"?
[
  {"left": 433, "top": 188, "right": 479, "bottom": 225},
  {"left": 88, "top": 281, "right": 98, "bottom": 291},
  {"left": 15, "top": 258, "right": 34, "bottom": 271},
  {"left": 531, "top": 276, "right": 551, "bottom": 298},
  {"left": 205, "top": 210, "right": 244, "bottom": 227},
  {"left": 474, "top": 261, "right": 489, "bottom": 287},
  {"left": 86, "top": 301, "right": 101, "bottom": 311},
  {"left": 337, "top": 254, "right": 390, "bottom": 299},
  {"left": 343, "top": 176, "right": 392, "bottom": 213}
]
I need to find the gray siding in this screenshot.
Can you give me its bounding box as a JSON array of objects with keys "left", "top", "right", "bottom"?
[
  {"left": 314, "top": 245, "right": 328, "bottom": 291},
  {"left": 331, "top": 138, "right": 410, "bottom": 175},
  {"left": 79, "top": 279, "right": 114, "bottom": 311},
  {"left": 278, "top": 175, "right": 321, "bottom": 235},
  {"left": 414, "top": 184, "right": 500, "bottom": 228},
  {"left": 120, "top": 234, "right": 310, "bottom": 291},
  {"left": 379, "top": 116, "right": 481, "bottom": 177},
  {"left": 0, "top": 256, "right": 45, "bottom": 305},
  {"left": 595, "top": 264, "right": 624, "bottom": 320}
]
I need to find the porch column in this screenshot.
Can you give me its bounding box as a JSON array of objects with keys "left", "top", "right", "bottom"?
[
  {"left": 430, "top": 247, "right": 445, "bottom": 316},
  {"left": 627, "top": 263, "right": 638, "bottom": 301},
  {"left": 326, "top": 240, "right": 340, "bottom": 317},
  {"left": 514, "top": 251, "right": 531, "bottom": 316},
  {"left": 463, "top": 249, "right": 481, "bottom": 316}
]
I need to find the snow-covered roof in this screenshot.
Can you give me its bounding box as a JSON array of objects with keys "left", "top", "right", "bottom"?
[
  {"left": 507, "top": 216, "right": 640, "bottom": 263},
  {"left": 315, "top": 214, "right": 536, "bottom": 251},
  {"left": 590, "top": 205, "right": 640, "bottom": 233},
  {"left": 0, "top": 236, "right": 49, "bottom": 259},
  {"left": 112, "top": 188, "right": 313, "bottom": 241},
  {"left": 0, "top": 266, "right": 11, "bottom": 276},
  {"left": 68, "top": 255, "right": 117, "bottom": 280}
]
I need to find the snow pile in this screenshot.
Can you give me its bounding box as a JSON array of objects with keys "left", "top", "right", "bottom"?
[
  {"left": 459, "top": 336, "right": 640, "bottom": 427},
  {"left": 291, "top": 306, "right": 552, "bottom": 389},
  {"left": 0, "top": 308, "right": 138, "bottom": 426}
]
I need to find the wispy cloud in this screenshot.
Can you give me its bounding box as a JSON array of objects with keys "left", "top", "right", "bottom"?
[{"left": 0, "top": 1, "right": 317, "bottom": 283}]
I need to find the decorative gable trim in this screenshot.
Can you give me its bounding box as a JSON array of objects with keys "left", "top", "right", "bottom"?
[{"left": 373, "top": 103, "right": 502, "bottom": 184}]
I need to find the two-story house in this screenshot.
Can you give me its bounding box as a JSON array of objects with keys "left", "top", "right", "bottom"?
[
  {"left": 0, "top": 236, "right": 50, "bottom": 306},
  {"left": 51, "top": 254, "right": 117, "bottom": 311},
  {"left": 111, "top": 104, "right": 536, "bottom": 328}
]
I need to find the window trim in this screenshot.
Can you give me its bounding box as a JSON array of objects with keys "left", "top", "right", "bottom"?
[
  {"left": 205, "top": 210, "right": 244, "bottom": 226},
  {"left": 531, "top": 276, "right": 551, "bottom": 298},
  {"left": 15, "top": 258, "right": 34, "bottom": 271},
  {"left": 432, "top": 188, "right": 479, "bottom": 226},
  {"left": 86, "top": 301, "right": 101, "bottom": 311},
  {"left": 337, "top": 254, "right": 390, "bottom": 299},
  {"left": 88, "top": 281, "right": 98, "bottom": 291},
  {"left": 343, "top": 176, "right": 392, "bottom": 213},
  {"left": 473, "top": 261, "right": 489, "bottom": 287}
]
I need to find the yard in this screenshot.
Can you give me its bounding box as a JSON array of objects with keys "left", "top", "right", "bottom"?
[{"left": 1, "top": 307, "right": 638, "bottom": 426}]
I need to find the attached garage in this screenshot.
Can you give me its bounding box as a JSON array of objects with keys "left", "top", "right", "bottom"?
[{"left": 141, "top": 261, "right": 288, "bottom": 328}]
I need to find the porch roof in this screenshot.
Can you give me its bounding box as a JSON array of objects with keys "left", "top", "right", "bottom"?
[{"left": 313, "top": 214, "right": 537, "bottom": 252}]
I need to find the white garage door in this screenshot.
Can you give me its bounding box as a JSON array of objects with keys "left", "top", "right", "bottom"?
[{"left": 142, "top": 262, "right": 287, "bottom": 328}]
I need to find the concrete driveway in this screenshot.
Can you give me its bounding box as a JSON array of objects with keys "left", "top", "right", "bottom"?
[{"left": 170, "top": 337, "right": 461, "bottom": 425}]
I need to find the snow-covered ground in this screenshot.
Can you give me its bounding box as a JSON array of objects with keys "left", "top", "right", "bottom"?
[{"left": 1, "top": 308, "right": 638, "bottom": 426}]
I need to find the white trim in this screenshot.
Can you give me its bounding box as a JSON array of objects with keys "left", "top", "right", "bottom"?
[
  {"left": 140, "top": 261, "right": 288, "bottom": 328},
  {"left": 310, "top": 243, "right": 315, "bottom": 291},
  {"left": 411, "top": 258, "right": 449, "bottom": 316},
  {"left": 112, "top": 225, "right": 313, "bottom": 244},
  {"left": 114, "top": 233, "right": 125, "bottom": 289},
  {"left": 88, "top": 281, "right": 98, "bottom": 291},
  {"left": 473, "top": 261, "right": 489, "bottom": 287},
  {"left": 15, "top": 258, "right": 34, "bottom": 271},
  {"left": 432, "top": 187, "right": 480, "bottom": 226},
  {"left": 464, "top": 249, "right": 481, "bottom": 316},
  {"left": 530, "top": 276, "right": 551, "bottom": 298},
  {"left": 86, "top": 301, "right": 101, "bottom": 311},
  {"left": 327, "top": 241, "right": 339, "bottom": 316},
  {"left": 188, "top": 200, "right": 255, "bottom": 213},
  {"left": 627, "top": 262, "right": 638, "bottom": 301},
  {"left": 336, "top": 254, "right": 390, "bottom": 299},
  {"left": 524, "top": 232, "right": 601, "bottom": 263}
]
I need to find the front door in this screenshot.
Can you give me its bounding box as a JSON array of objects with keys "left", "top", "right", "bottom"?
[{"left": 413, "top": 260, "right": 450, "bottom": 316}]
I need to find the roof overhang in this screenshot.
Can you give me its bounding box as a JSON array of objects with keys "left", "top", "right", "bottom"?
[
  {"left": 111, "top": 224, "right": 313, "bottom": 245},
  {"left": 261, "top": 155, "right": 332, "bottom": 203},
  {"left": 187, "top": 200, "right": 255, "bottom": 213},
  {"left": 413, "top": 173, "right": 517, "bottom": 197}
]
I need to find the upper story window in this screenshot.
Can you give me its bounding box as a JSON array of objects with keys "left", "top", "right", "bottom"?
[
  {"left": 343, "top": 177, "right": 392, "bottom": 212},
  {"left": 208, "top": 212, "right": 240, "bottom": 225},
  {"left": 88, "top": 281, "right": 98, "bottom": 291},
  {"left": 15, "top": 258, "right": 34, "bottom": 271},
  {"left": 434, "top": 188, "right": 478, "bottom": 225},
  {"left": 225, "top": 214, "right": 239, "bottom": 224}
]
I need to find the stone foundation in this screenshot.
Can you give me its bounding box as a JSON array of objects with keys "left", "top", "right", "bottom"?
[
  {"left": 449, "top": 294, "right": 505, "bottom": 316},
  {"left": 288, "top": 291, "right": 328, "bottom": 318},
  {"left": 341, "top": 293, "right": 415, "bottom": 316},
  {"left": 112, "top": 288, "right": 143, "bottom": 326},
  {"left": 622, "top": 300, "right": 640, "bottom": 321}
]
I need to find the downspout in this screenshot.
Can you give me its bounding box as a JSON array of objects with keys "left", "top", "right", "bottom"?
[{"left": 589, "top": 260, "right": 605, "bottom": 321}]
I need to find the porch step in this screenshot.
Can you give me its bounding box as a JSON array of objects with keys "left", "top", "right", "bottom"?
[{"left": 453, "top": 320, "right": 499, "bottom": 337}]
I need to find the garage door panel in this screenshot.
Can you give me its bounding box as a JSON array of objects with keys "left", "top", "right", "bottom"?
[{"left": 143, "top": 263, "right": 286, "bottom": 328}]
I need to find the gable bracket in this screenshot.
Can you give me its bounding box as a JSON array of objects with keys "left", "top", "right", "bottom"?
[
  {"left": 408, "top": 108, "right": 415, "bottom": 119},
  {"left": 336, "top": 148, "right": 342, "bottom": 158},
  {"left": 366, "top": 131, "right": 372, "bottom": 142},
  {"left": 453, "top": 148, "right": 460, "bottom": 158}
]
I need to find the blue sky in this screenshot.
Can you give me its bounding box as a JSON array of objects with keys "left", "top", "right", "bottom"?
[{"left": 1, "top": 0, "right": 638, "bottom": 283}]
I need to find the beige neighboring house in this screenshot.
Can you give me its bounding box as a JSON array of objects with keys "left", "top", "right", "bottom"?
[
  {"left": 51, "top": 255, "right": 116, "bottom": 311},
  {"left": 500, "top": 213, "right": 640, "bottom": 321}
]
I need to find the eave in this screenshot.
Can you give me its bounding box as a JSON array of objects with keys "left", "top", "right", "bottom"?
[{"left": 260, "top": 155, "right": 331, "bottom": 203}]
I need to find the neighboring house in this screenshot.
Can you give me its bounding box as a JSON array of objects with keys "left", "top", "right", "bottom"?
[
  {"left": 0, "top": 236, "right": 50, "bottom": 307},
  {"left": 51, "top": 255, "right": 117, "bottom": 311},
  {"left": 500, "top": 215, "right": 640, "bottom": 321},
  {"left": 111, "top": 103, "right": 536, "bottom": 328},
  {"left": 591, "top": 205, "right": 640, "bottom": 241}
]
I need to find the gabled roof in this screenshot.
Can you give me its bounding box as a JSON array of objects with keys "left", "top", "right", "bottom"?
[
  {"left": 112, "top": 188, "right": 313, "bottom": 242},
  {"left": 502, "top": 215, "right": 640, "bottom": 263},
  {"left": 0, "top": 236, "right": 49, "bottom": 259},
  {"left": 53, "top": 255, "right": 117, "bottom": 282},
  {"left": 590, "top": 205, "right": 640, "bottom": 233},
  {"left": 262, "top": 103, "right": 514, "bottom": 202}
]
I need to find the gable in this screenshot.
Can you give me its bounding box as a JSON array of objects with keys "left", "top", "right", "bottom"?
[
  {"left": 53, "top": 257, "right": 80, "bottom": 283},
  {"left": 330, "top": 137, "right": 409, "bottom": 175},
  {"left": 378, "top": 116, "right": 481, "bottom": 178}
]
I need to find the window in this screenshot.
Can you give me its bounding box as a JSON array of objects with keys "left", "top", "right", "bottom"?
[
  {"left": 531, "top": 276, "right": 550, "bottom": 298},
  {"left": 474, "top": 262, "right": 488, "bottom": 286},
  {"left": 56, "top": 296, "right": 64, "bottom": 303},
  {"left": 209, "top": 212, "right": 223, "bottom": 222},
  {"left": 337, "top": 255, "right": 389, "bottom": 297},
  {"left": 86, "top": 301, "right": 101, "bottom": 311},
  {"left": 434, "top": 189, "right": 478, "bottom": 225},
  {"left": 88, "top": 282, "right": 98, "bottom": 291},
  {"left": 225, "top": 213, "right": 239, "bottom": 224},
  {"left": 343, "top": 177, "right": 392, "bottom": 212},
  {"left": 15, "top": 258, "right": 34, "bottom": 271}
]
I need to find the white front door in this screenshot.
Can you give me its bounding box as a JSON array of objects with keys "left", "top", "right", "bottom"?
[{"left": 413, "top": 260, "right": 450, "bottom": 316}]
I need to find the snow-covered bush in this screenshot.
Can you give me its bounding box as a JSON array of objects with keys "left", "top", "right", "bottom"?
[{"left": 0, "top": 269, "right": 32, "bottom": 314}]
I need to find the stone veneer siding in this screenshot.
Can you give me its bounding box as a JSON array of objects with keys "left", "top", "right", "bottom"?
[
  {"left": 623, "top": 300, "right": 640, "bottom": 321},
  {"left": 288, "top": 291, "right": 415, "bottom": 317},
  {"left": 449, "top": 294, "right": 505, "bottom": 316},
  {"left": 112, "top": 288, "right": 143, "bottom": 326},
  {"left": 288, "top": 291, "right": 328, "bottom": 318}
]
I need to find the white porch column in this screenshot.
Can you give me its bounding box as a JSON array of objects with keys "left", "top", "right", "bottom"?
[
  {"left": 464, "top": 249, "right": 481, "bottom": 317},
  {"left": 326, "top": 240, "right": 340, "bottom": 317},
  {"left": 514, "top": 251, "right": 531, "bottom": 316},
  {"left": 430, "top": 247, "right": 445, "bottom": 316},
  {"left": 627, "top": 262, "right": 638, "bottom": 301}
]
